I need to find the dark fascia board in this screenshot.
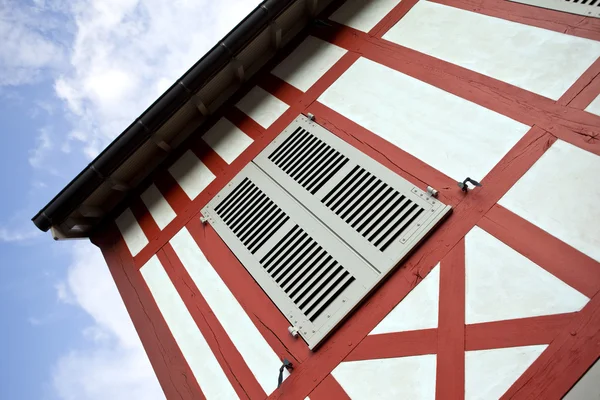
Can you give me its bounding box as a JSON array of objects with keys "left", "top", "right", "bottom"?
[{"left": 32, "top": 0, "right": 297, "bottom": 232}]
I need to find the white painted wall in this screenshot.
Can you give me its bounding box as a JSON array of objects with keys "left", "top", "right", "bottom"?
[
  {"left": 319, "top": 57, "right": 529, "bottom": 181},
  {"left": 329, "top": 0, "right": 401, "bottom": 32},
  {"left": 115, "top": 208, "right": 148, "bottom": 256},
  {"left": 140, "top": 184, "right": 176, "bottom": 230},
  {"left": 370, "top": 264, "right": 439, "bottom": 334},
  {"left": 168, "top": 150, "right": 215, "bottom": 200},
  {"left": 383, "top": 1, "right": 600, "bottom": 100},
  {"left": 332, "top": 355, "right": 436, "bottom": 399},
  {"left": 499, "top": 140, "right": 600, "bottom": 262},
  {"left": 140, "top": 256, "right": 238, "bottom": 400},
  {"left": 236, "top": 86, "right": 289, "bottom": 128},
  {"left": 272, "top": 36, "right": 346, "bottom": 92},
  {"left": 202, "top": 118, "right": 254, "bottom": 164},
  {"left": 170, "top": 227, "right": 287, "bottom": 395},
  {"left": 465, "top": 345, "right": 546, "bottom": 400},
  {"left": 465, "top": 226, "right": 588, "bottom": 324},
  {"left": 585, "top": 94, "right": 600, "bottom": 117}
]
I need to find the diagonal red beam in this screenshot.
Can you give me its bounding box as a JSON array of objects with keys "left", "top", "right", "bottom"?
[
  {"left": 429, "top": 0, "right": 600, "bottom": 42},
  {"left": 480, "top": 205, "right": 600, "bottom": 299},
  {"left": 346, "top": 329, "right": 438, "bottom": 362},
  {"left": 311, "top": 23, "right": 600, "bottom": 157},
  {"left": 225, "top": 106, "right": 265, "bottom": 140},
  {"left": 558, "top": 58, "right": 600, "bottom": 107},
  {"left": 92, "top": 226, "right": 206, "bottom": 400},
  {"left": 436, "top": 239, "right": 466, "bottom": 400},
  {"left": 503, "top": 293, "right": 600, "bottom": 399},
  {"left": 369, "top": 0, "right": 419, "bottom": 37},
  {"left": 129, "top": 196, "right": 161, "bottom": 241},
  {"left": 159, "top": 245, "right": 265, "bottom": 399},
  {"left": 307, "top": 101, "right": 461, "bottom": 207},
  {"left": 466, "top": 313, "right": 576, "bottom": 351}
]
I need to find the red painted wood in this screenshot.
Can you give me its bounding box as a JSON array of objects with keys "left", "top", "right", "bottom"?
[
  {"left": 308, "top": 101, "right": 462, "bottom": 207},
  {"left": 158, "top": 246, "right": 265, "bottom": 400},
  {"left": 436, "top": 239, "right": 465, "bottom": 400},
  {"left": 503, "top": 293, "right": 600, "bottom": 399},
  {"left": 225, "top": 107, "right": 265, "bottom": 140},
  {"left": 191, "top": 138, "right": 228, "bottom": 175},
  {"left": 129, "top": 196, "right": 161, "bottom": 242},
  {"left": 186, "top": 217, "right": 311, "bottom": 364},
  {"left": 93, "top": 226, "right": 205, "bottom": 400},
  {"left": 466, "top": 313, "right": 576, "bottom": 351},
  {"left": 346, "top": 329, "right": 437, "bottom": 361},
  {"left": 571, "top": 74, "right": 600, "bottom": 111},
  {"left": 299, "top": 52, "right": 360, "bottom": 109},
  {"left": 369, "top": 0, "right": 419, "bottom": 37},
  {"left": 308, "top": 375, "right": 351, "bottom": 400},
  {"left": 154, "top": 170, "right": 191, "bottom": 215},
  {"left": 480, "top": 204, "right": 600, "bottom": 298},
  {"left": 311, "top": 24, "right": 600, "bottom": 156},
  {"left": 259, "top": 74, "right": 303, "bottom": 106},
  {"left": 92, "top": 4, "right": 600, "bottom": 398},
  {"left": 430, "top": 0, "right": 600, "bottom": 42},
  {"left": 272, "top": 125, "right": 555, "bottom": 400},
  {"left": 132, "top": 105, "right": 305, "bottom": 270},
  {"left": 558, "top": 58, "right": 600, "bottom": 107}
]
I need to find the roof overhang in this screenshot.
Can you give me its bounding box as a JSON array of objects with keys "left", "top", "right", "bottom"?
[{"left": 32, "top": 0, "right": 336, "bottom": 239}]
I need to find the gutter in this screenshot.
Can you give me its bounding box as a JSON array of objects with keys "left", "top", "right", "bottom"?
[{"left": 32, "top": 0, "right": 295, "bottom": 232}]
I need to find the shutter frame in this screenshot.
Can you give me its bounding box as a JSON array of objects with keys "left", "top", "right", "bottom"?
[{"left": 202, "top": 115, "right": 452, "bottom": 349}]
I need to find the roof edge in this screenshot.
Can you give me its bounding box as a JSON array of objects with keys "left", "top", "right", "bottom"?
[{"left": 32, "top": 0, "right": 296, "bottom": 232}]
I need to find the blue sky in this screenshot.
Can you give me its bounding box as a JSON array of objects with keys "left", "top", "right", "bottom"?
[{"left": 0, "top": 0, "right": 259, "bottom": 398}]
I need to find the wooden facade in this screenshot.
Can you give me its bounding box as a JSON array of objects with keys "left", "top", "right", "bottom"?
[{"left": 78, "top": 0, "right": 600, "bottom": 398}]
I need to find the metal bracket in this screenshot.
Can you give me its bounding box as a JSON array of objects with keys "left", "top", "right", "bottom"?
[
  {"left": 200, "top": 215, "right": 209, "bottom": 224},
  {"left": 307, "top": 113, "right": 315, "bottom": 121},
  {"left": 277, "top": 359, "right": 294, "bottom": 388},
  {"left": 458, "top": 177, "right": 482, "bottom": 192}
]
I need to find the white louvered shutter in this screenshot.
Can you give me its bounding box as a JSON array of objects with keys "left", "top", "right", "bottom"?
[{"left": 202, "top": 115, "right": 451, "bottom": 349}]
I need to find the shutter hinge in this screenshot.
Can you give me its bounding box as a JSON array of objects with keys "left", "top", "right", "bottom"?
[
  {"left": 307, "top": 113, "right": 315, "bottom": 121},
  {"left": 200, "top": 215, "right": 209, "bottom": 224},
  {"left": 426, "top": 186, "right": 438, "bottom": 198},
  {"left": 287, "top": 326, "right": 300, "bottom": 338}
]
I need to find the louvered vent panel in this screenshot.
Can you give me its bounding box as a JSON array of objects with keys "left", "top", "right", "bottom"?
[
  {"left": 321, "top": 166, "right": 425, "bottom": 252},
  {"left": 214, "top": 177, "right": 289, "bottom": 254},
  {"left": 202, "top": 164, "right": 377, "bottom": 349},
  {"left": 267, "top": 126, "right": 349, "bottom": 194},
  {"left": 255, "top": 115, "right": 452, "bottom": 273},
  {"left": 203, "top": 115, "right": 452, "bottom": 349},
  {"left": 509, "top": 0, "right": 600, "bottom": 18},
  {"left": 260, "top": 224, "right": 355, "bottom": 322}
]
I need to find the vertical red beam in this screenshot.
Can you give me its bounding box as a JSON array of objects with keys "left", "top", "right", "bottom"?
[
  {"left": 158, "top": 245, "right": 266, "bottom": 400},
  {"left": 92, "top": 226, "right": 205, "bottom": 400},
  {"left": 129, "top": 196, "right": 161, "bottom": 242},
  {"left": 436, "top": 239, "right": 466, "bottom": 400}
]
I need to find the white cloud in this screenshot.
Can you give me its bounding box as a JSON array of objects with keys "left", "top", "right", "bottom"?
[
  {"left": 29, "top": 127, "right": 54, "bottom": 169},
  {"left": 0, "top": 226, "right": 41, "bottom": 242},
  {"left": 54, "top": 0, "right": 261, "bottom": 160},
  {"left": 53, "top": 242, "right": 164, "bottom": 400},
  {"left": 0, "top": 0, "right": 65, "bottom": 86},
  {"left": 37, "top": 1, "right": 263, "bottom": 398}
]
